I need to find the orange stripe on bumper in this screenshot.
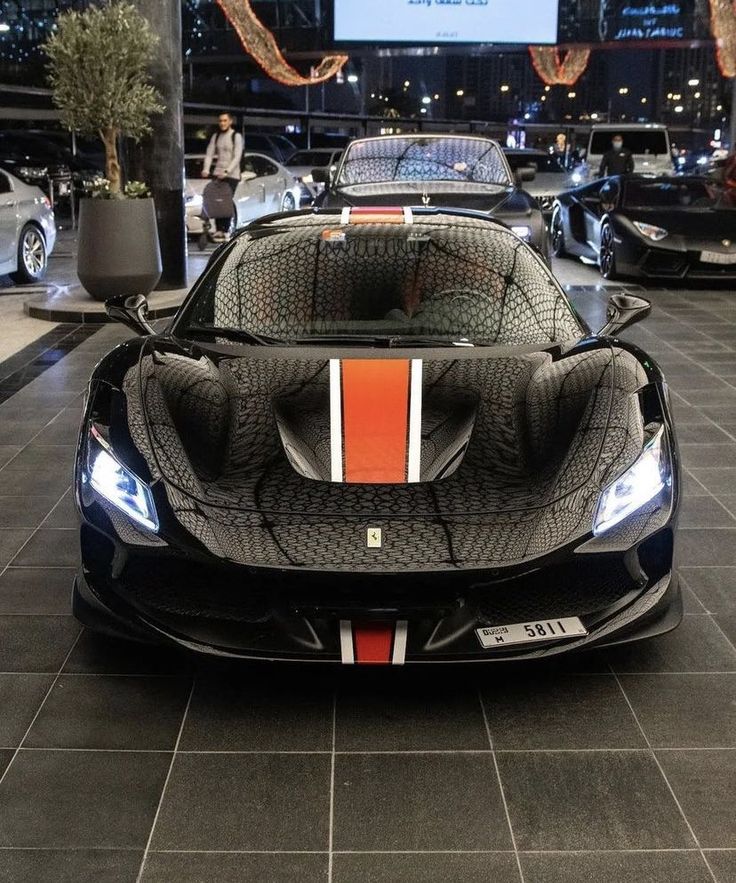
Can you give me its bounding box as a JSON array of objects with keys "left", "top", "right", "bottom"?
[{"left": 341, "top": 359, "right": 410, "bottom": 484}]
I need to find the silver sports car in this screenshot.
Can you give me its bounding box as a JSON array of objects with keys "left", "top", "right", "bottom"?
[{"left": 0, "top": 164, "right": 56, "bottom": 284}]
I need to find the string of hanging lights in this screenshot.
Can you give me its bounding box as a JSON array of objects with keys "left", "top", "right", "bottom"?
[
  {"left": 215, "top": 0, "right": 348, "bottom": 86},
  {"left": 710, "top": 0, "right": 736, "bottom": 77},
  {"left": 528, "top": 46, "right": 592, "bottom": 86}
]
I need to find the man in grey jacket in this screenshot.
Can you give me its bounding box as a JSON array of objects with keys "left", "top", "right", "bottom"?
[{"left": 202, "top": 112, "right": 244, "bottom": 240}]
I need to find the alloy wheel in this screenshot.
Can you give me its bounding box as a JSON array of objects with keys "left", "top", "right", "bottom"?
[
  {"left": 22, "top": 228, "right": 46, "bottom": 278},
  {"left": 599, "top": 224, "right": 616, "bottom": 279}
]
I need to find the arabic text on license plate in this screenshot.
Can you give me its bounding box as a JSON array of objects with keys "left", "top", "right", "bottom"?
[
  {"left": 475, "top": 617, "right": 587, "bottom": 649},
  {"left": 701, "top": 250, "right": 736, "bottom": 265}
]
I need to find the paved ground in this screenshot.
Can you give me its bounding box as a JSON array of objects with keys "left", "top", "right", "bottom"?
[{"left": 0, "top": 262, "right": 735, "bottom": 882}]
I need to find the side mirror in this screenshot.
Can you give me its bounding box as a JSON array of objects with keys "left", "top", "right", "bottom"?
[
  {"left": 515, "top": 165, "right": 536, "bottom": 184},
  {"left": 105, "top": 294, "right": 155, "bottom": 336},
  {"left": 311, "top": 167, "right": 328, "bottom": 184},
  {"left": 598, "top": 293, "right": 651, "bottom": 337}
]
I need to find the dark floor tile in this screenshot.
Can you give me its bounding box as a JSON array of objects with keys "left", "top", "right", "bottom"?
[
  {"left": 31, "top": 410, "right": 83, "bottom": 445},
  {"left": 333, "top": 753, "right": 511, "bottom": 851},
  {"left": 658, "top": 749, "right": 736, "bottom": 847},
  {"left": 715, "top": 614, "right": 736, "bottom": 648},
  {"left": 0, "top": 673, "right": 53, "bottom": 747},
  {"left": 520, "top": 850, "right": 712, "bottom": 883},
  {"left": 0, "top": 465, "right": 71, "bottom": 497},
  {"left": 679, "top": 529, "right": 736, "bottom": 566},
  {"left": 151, "top": 753, "right": 330, "bottom": 851},
  {"left": 0, "top": 749, "right": 170, "bottom": 847},
  {"left": 605, "top": 615, "right": 736, "bottom": 672},
  {"left": 680, "top": 446, "right": 736, "bottom": 469},
  {"left": 0, "top": 567, "right": 74, "bottom": 614},
  {"left": 333, "top": 852, "right": 520, "bottom": 883},
  {"left": 4, "top": 445, "right": 75, "bottom": 470},
  {"left": 336, "top": 681, "right": 487, "bottom": 751},
  {"left": 25, "top": 675, "right": 191, "bottom": 750},
  {"left": 0, "top": 616, "right": 79, "bottom": 672},
  {"left": 677, "top": 425, "right": 733, "bottom": 444},
  {"left": 63, "top": 631, "right": 192, "bottom": 676},
  {"left": 0, "top": 447, "right": 19, "bottom": 469},
  {"left": 620, "top": 673, "right": 736, "bottom": 748},
  {"left": 706, "top": 850, "right": 736, "bottom": 883},
  {"left": 681, "top": 567, "right": 736, "bottom": 614},
  {"left": 497, "top": 750, "right": 694, "bottom": 850},
  {"left": 0, "top": 848, "right": 142, "bottom": 883},
  {"left": 142, "top": 852, "right": 327, "bottom": 883},
  {"left": 0, "top": 419, "right": 54, "bottom": 446},
  {"left": 0, "top": 496, "right": 60, "bottom": 529},
  {"left": 0, "top": 529, "right": 32, "bottom": 566},
  {"left": 682, "top": 470, "right": 711, "bottom": 497},
  {"left": 482, "top": 674, "right": 644, "bottom": 750},
  {"left": 180, "top": 675, "right": 332, "bottom": 751},
  {"left": 12, "top": 529, "right": 79, "bottom": 567},
  {"left": 688, "top": 472, "right": 736, "bottom": 500},
  {"left": 679, "top": 496, "right": 736, "bottom": 528},
  {"left": 43, "top": 490, "right": 78, "bottom": 528}
]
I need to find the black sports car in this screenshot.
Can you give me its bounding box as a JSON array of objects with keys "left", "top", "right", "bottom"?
[
  {"left": 315, "top": 135, "right": 549, "bottom": 261},
  {"left": 551, "top": 174, "right": 736, "bottom": 281},
  {"left": 74, "top": 206, "right": 680, "bottom": 664}
]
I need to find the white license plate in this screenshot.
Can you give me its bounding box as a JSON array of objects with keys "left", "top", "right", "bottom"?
[
  {"left": 476, "top": 617, "right": 587, "bottom": 649},
  {"left": 701, "top": 250, "right": 736, "bottom": 265},
  {"left": 58, "top": 182, "right": 71, "bottom": 196}
]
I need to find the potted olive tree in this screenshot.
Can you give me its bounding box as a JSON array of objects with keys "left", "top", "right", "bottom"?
[{"left": 45, "top": 1, "right": 164, "bottom": 301}]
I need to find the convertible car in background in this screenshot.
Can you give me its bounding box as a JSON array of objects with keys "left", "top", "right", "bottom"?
[
  {"left": 551, "top": 174, "right": 736, "bottom": 281},
  {"left": 74, "top": 207, "right": 679, "bottom": 664},
  {"left": 315, "top": 134, "right": 550, "bottom": 260}
]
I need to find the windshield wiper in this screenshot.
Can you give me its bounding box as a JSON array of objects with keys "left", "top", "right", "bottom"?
[{"left": 183, "top": 325, "right": 280, "bottom": 346}]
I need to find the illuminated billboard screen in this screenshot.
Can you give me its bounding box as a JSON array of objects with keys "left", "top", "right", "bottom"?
[
  {"left": 557, "top": 0, "right": 709, "bottom": 44},
  {"left": 333, "top": 0, "right": 560, "bottom": 45}
]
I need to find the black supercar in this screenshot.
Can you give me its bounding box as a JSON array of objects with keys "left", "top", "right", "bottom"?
[
  {"left": 552, "top": 174, "right": 736, "bottom": 281},
  {"left": 73, "top": 207, "right": 681, "bottom": 665}
]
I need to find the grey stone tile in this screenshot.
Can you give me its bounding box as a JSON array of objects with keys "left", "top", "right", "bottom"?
[
  {"left": 0, "top": 674, "right": 53, "bottom": 747},
  {"left": 141, "top": 853, "right": 328, "bottom": 883},
  {"left": 0, "top": 616, "right": 80, "bottom": 672},
  {"left": 63, "top": 630, "right": 192, "bottom": 676},
  {"left": 706, "top": 850, "right": 736, "bottom": 883},
  {"left": 0, "top": 529, "right": 32, "bottom": 566},
  {"left": 689, "top": 471, "right": 736, "bottom": 498},
  {"left": 0, "top": 749, "right": 170, "bottom": 847},
  {"left": 606, "top": 615, "right": 736, "bottom": 672},
  {"left": 620, "top": 673, "right": 736, "bottom": 748},
  {"left": 679, "top": 529, "right": 736, "bottom": 566},
  {"left": 25, "top": 675, "right": 191, "bottom": 750},
  {"left": 0, "top": 567, "right": 74, "bottom": 614},
  {"left": 678, "top": 496, "right": 736, "bottom": 528},
  {"left": 333, "top": 853, "right": 520, "bottom": 883},
  {"left": 498, "top": 750, "right": 694, "bottom": 850},
  {"left": 481, "top": 674, "right": 644, "bottom": 750},
  {"left": 11, "top": 529, "right": 79, "bottom": 567},
  {"left": 0, "top": 447, "right": 20, "bottom": 469},
  {"left": 680, "top": 567, "right": 736, "bottom": 614},
  {"left": 658, "top": 749, "right": 736, "bottom": 848},
  {"left": 151, "top": 753, "right": 331, "bottom": 851},
  {"left": 520, "top": 850, "right": 713, "bottom": 883},
  {"left": 0, "top": 849, "right": 142, "bottom": 883},
  {"left": 0, "top": 496, "right": 60, "bottom": 529},
  {"left": 333, "top": 753, "right": 512, "bottom": 851},
  {"left": 42, "top": 490, "right": 78, "bottom": 528}
]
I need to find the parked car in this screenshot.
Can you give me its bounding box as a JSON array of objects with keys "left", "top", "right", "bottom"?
[
  {"left": 184, "top": 152, "right": 301, "bottom": 236},
  {"left": 551, "top": 174, "right": 736, "bottom": 281},
  {"left": 316, "top": 134, "right": 549, "bottom": 259},
  {"left": 582, "top": 123, "right": 674, "bottom": 180},
  {"left": 75, "top": 207, "right": 679, "bottom": 662},
  {"left": 285, "top": 148, "right": 343, "bottom": 203},
  {"left": 0, "top": 164, "right": 56, "bottom": 284},
  {"left": 503, "top": 148, "right": 583, "bottom": 215},
  {"left": 242, "top": 132, "right": 297, "bottom": 164}
]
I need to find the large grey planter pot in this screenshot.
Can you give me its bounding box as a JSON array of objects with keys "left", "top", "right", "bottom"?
[{"left": 77, "top": 198, "right": 162, "bottom": 302}]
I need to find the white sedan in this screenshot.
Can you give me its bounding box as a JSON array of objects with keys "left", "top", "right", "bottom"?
[
  {"left": 184, "top": 152, "right": 302, "bottom": 235},
  {"left": 0, "top": 165, "right": 56, "bottom": 284}
]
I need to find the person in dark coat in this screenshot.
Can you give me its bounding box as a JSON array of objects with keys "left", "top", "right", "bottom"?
[{"left": 598, "top": 134, "right": 635, "bottom": 177}]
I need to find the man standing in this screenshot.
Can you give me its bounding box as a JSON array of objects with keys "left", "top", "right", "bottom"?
[
  {"left": 599, "top": 134, "right": 635, "bottom": 177},
  {"left": 202, "top": 112, "right": 244, "bottom": 240}
]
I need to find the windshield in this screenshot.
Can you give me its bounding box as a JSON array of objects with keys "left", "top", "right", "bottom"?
[
  {"left": 624, "top": 179, "right": 732, "bottom": 209},
  {"left": 590, "top": 131, "right": 668, "bottom": 156},
  {"left": 336, "top": 137, "right": 512, "bottom": 188},
  {"left": 288, "top": 150, "right": 337, "bottom": 167},
  {"left": 179, "top": 216, "right": 581, "bottom": 347},
  {"left": 505, "top": 153, "right": 567, "bottom": 174}
]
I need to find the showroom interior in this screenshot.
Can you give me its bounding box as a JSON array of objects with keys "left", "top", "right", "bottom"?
[{"left": 1, "top": 1, "right": 736, "bottom": 881}]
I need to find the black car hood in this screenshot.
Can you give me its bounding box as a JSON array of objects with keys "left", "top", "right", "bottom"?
[{"left": 110, "top": 336, "right": 652, "bottom": 570}]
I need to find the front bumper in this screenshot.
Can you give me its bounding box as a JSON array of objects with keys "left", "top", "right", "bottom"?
[
  {"left": 74, "top": 524, "right": 680, "bottom": 664},
  {"left": 617, "top": 238, "right": 736, "bottom": 281}
]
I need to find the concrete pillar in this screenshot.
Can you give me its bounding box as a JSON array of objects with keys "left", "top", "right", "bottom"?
[{"left": 131, "top": 0, "right": 186, "bottom": 290}]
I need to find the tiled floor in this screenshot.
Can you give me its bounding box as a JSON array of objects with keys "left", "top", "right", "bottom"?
[{"left": 0, "top": 273, "right": 736, "bottom": 882}]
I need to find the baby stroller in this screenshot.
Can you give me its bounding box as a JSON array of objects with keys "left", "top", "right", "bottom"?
[{"left": 197, "top": 177, "right": 236, "bottom": 250}]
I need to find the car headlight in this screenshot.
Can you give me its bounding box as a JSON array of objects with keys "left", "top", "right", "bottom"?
[
  {"left": 86, "top": 427, "right": 158, "bottom": 532},
  {"left": 511, "top": 225, "right": 532, "bottom": 240},
  {"left": 571, "top": 172, "right": 583, "bottom": 184},
  {"left": 593, "top": 426, "right": 669, "bottom": 536},
  {"left": 634, "top": 221, "right": 668, "bottom": 241}
]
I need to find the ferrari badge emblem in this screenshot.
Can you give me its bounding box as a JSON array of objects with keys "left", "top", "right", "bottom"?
[{"left": 367, "top": 528, "right": 382, "bottom": 548}]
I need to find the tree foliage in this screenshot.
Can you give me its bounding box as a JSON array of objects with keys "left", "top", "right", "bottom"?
[{"left": 44, "top": 1, "right": 164, "bottom": 191}]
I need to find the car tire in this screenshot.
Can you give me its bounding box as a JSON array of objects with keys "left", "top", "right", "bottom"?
[
  {"left": 551, "top": 209, "right": 567, "bottom": 258},
  {"left": 599, "top": 221, "right": 619, "bottom": 280},
  {"left": 281, "top": 192, "right": 296, "bottom": 212},
  {"left": 10, "top": 224, "right": 47, "bottom": 284}
]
